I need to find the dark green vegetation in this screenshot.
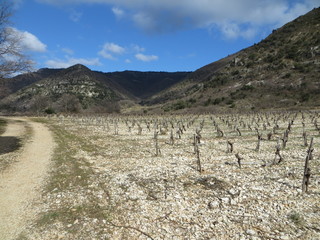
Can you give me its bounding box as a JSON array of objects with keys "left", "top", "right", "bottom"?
[
  {"left": 0, "top": 8, "right": 319, "bottom": 114},
  {"left": 0, "top": 118, "right": 7, "bottom": 135}
]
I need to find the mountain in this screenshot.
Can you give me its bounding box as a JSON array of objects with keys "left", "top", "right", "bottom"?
[
  {"left": 0, "top": 64, "right": 190, "bottom": 114},
  {"left": 144, "top": 7, "right": 320, "bottom": 113},
  {"left": 102, "top": 71, "right": 190, "bottom": 99},
  {"left": 0, "top": 68, "right": 62, "bottom": 99},
  {"left": 0, "top": 8, "right": 319, "bottom": 114}
]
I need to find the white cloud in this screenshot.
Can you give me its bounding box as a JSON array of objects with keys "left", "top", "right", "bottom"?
[
  {"left": 45, "top": 57, "right": 101, "bottom": 68},
  {"left": 9, "top": 28, "right": 47, "bottom": 52},
  {"left": 62, "top": 47, "right": 74, "bottom": 55},
  {"left": 133, "top": 12, "right": 157, "bottom": 33},
  {"left": 37, "top": 0, "right": 319, "bottom": 38},
  {"left": 135, "top": 53, "right": 158, "bottom": 62},
  {"left": 218, "top": 22, "right": 257, "bottom": 39},
  {"left": 132, "top": 44, "right": 145, "bottom": 53},
  {"left": 98, "top": 42, "right": 126, "bottom": 60},
  {"left": 69, "top": 9, "right": 83, "bottom": 22},
  {"left": 112, "top": 7, "right": 125, "bottom": 19}
]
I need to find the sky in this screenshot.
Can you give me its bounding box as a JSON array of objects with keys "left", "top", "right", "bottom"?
[{"left": 10, "top": 0, "right": 320, "bottom": 73}]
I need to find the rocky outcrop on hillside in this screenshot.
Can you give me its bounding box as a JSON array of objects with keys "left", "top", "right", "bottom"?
[{"left": 0, "top": 64, "right": 121, "bottom": 113}]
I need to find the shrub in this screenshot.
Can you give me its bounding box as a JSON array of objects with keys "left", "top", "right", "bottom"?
[
  {"left": 248, "top": 53, "right": 256, "bottom": 60},
  {"left": 300, "top": 93, "right": 310, "bottom": 102},
  {"left": 188, "top": 98, "right": 197, "bottom": 104},
  {"left": 232, "top": 70, "right": 240, "bottom": 76},
  {"left": 213, "top": 98, "right": 223, "bottom": 105},
  {"left": 264, "top": 54, "right": 275, "bottom": 63},
  {"left": 203, "top": 98, "right": 212, "bottom": 106},
  {"left": 288, "top": 211, "right": 304, "bottom": 226},
  {"left": 246, "top": 61, "right": 254, "bottom": 68},
  {"left": 172, "top": 100, "right": 187, "bottom": 110},
  {"left": 294, "top": 63, "right": 307, "bottom": 73},
  {"left": 226, "top": 99, "right": 234, "bottom": 105},
  {"left": 44, "top": 108, "right": 55, "bottom": 114},
  {"left": 241, "top": 85, "right": 254, "bottom": 91},
  {"left": 282, "top": 73, "right": 291, "bottom": 79}
]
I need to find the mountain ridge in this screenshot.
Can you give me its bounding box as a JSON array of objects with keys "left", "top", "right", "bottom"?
[
  {"left": 0, "top": 65, "right": 190, "bottom": 113},
  {"left": 0, "top": 7, "right": 319, "bottom": 114}
]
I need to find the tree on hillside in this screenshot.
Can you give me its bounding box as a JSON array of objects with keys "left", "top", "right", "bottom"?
[
  {"left": 0, "top": 1, "right": 32, "bottom": 78},
  {"left": 54, "top": 94, "right": 82, "bottom": 113}
]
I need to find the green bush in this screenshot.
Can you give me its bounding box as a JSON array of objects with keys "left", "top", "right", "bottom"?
[
  {"left": 172, "top": 100, "right": 187, "bottom": 110},
  {"left": 300, "top": 93, "right": 310, "bottom": 102},
  {"left": 248, "top": 53, "right": 256, "bottom": 60},
  {"left": 241, "top": 85, "right": 254, "bottom": 91},
  {"left": 246, "top": 61, "right": 254, "bottom": 68},
  {"left": 288, "top": 211, "right": 304, "bottom": 226},
  {"left": 232, "top": 70, "right": 240, "bottom": 76},
  {"left": 282, "top": 73, "right": 291, "bottom": 79},
  {"left": 213, "top": 98, "right": 223, "bottom": 105},
  {"left": 188, "top": 98, "right": 197, "bottom": 104},
  {"left": 264, "top": 54, "right": 275, "bottom": 63},
  {"left": 44, "top": 108, "right": 55, "bottom": 114},
  {"left": 226, "top": 99, "right": 234, "bottom": 105},
  {"left": 203, "top": 98, "right": 212, "bottom": 106},
  {"left": 294, "top": 63, "right": 310, "bottom": 73}
]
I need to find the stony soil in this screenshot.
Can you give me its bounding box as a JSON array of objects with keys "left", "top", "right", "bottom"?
[{"left": 9, "top": 112, "right": 320, "bottom": 239}]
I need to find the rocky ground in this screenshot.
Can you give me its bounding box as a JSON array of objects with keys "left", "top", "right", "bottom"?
[{"left": 19, "top": 111, "right": 320, "bottom": 240}]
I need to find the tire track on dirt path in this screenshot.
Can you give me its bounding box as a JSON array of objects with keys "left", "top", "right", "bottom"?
[{"left": 0, "top": 118, "right": 55, "bottom": 240}]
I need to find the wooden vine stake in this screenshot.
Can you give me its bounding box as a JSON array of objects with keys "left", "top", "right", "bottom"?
[
  {"left": 303, "top": 131, "right": 308, "bottom": 147},
  {"left": 193, "top": 133, "right": 202, "bottom": 173},
  {"left": 195, "top": 142, "right": 202, "bottom": 173},
  {"left": 169, "top": 129, "right": 174, "bottom": 145},
  {"left": 273, "top": 138, "right": 283, "bottom": 164},
  {"left": 227, "top": 140, "right": 234, "bottom": 153},
  {"left": 137, "top": 124, "right": 142, "bottom": 135},
  {"left": 154, "top": 130, "right": 161, "bottom": 156},
  {"left": 235, "top": 153, "right": 243, "bottom": 169},
  {"left": 302, "top": 137, "right": 314, "bottom": 193},
  {"left": 256, "top": 133, "right": 262, "bottom": 152}
]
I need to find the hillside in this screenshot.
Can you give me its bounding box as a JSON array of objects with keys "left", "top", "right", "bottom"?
[
  {"left": 0, "top": 64, "right": 123, "bottom": 113},
  {"left": 0, "top": 68, "right": 62, "bottom": 99},
  {"left": 0, "top": 8, "right": 319, "bottom": 114},
  {"left": 0, "top": 64, "right": 190, "bottom": 114},
  {"left": 145, "top": 7, "right": 320, "bottom": 113},
  {"left": 102, "top": 71, "right": 190, "bottom": 99}
]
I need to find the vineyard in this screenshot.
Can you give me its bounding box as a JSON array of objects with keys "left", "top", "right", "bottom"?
[{"left": 26, "top": 111, "right": 320, "bottom": 239}]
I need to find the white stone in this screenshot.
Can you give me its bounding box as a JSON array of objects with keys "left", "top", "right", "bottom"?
[
  {"left": 280, "top": 236, "right": 290, "bottom": 240},
  {"left": 246, "top": 229, "right": 256, "bottom": 236},
  {"left": 208, "top": 200, "right": 220, "bottom": 209},
  {"left": 221, "top": 197, "right": 230, "bottom": 204}
]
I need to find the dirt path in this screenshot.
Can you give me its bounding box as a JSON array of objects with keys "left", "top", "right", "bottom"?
[{"left": 0, "top": 118, "right": 55, "bottom": 240}]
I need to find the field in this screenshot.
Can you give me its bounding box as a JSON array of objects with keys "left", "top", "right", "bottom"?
[{"left": 17, "top": 111, "right": 320, "bottom": 239}]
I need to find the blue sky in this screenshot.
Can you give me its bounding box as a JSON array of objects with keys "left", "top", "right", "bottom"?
[{"left": 11, "top": 0, "right": 319, "bottom": 72}]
